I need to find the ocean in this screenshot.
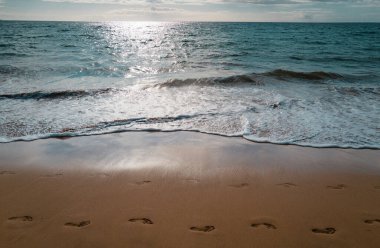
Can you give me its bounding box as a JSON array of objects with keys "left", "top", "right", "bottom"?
[{"left": 0, "top": 21, "right": 379, "bottom": 148}]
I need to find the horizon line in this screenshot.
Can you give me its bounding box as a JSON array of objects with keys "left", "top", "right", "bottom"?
[{"left": 1, "top": 19, "right": 380, "bottom": 24}]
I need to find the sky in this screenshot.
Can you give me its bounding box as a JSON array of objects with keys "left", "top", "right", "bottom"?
[{"left": 0, "top": 0, "right": 379, "bottom": 22}]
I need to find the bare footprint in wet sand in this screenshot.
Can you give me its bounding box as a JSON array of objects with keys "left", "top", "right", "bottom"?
[
  {"left": 135, "top": 181, "right": 151, "bottom": 185},
  {"left": 312, "top": 227, "right": 336, "bottom": 234},
  {"left": 64, "top": 220, "right": 91, "bottom": 228},
  {"left": 190, "top": 225, "right": 215, "bottom": 232},
  {"left": 8, "top": 216, "right": 33, "bottom": 222},
  {"left": 364, "top": 219, "right": 380, "bottom": 224},
  {"left": 7, "top": 216, "right": 33, "bottom": 227},
  {"left": 0, "top": 171, "right": 16, "bottom": 175},
  {"left": 229, "top": 183, "right": 249, "bottom": 188},
  {"left": 128, "top": 218, "right": 154, "bottom": 225},
  {"left": 277, "top": 183, "right": 297, "bottom": 188},
  {"left": 251, "top": 222, "right": 277, "bottom": 230},
  {"left": 327, "top": 184, "right": 346, "bottom": 190}
]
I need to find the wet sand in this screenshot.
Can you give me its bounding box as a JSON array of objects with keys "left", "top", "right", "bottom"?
[{"left": 0, "top": 131, "right": 379, "bottom": 248}]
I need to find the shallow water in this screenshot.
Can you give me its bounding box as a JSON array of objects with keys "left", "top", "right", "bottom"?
[{"left": 0, "top": 21, "right": 379, "bottom": 148}]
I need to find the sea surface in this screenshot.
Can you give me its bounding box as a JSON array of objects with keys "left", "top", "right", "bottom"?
[{"left": 0, "top": 21, "right": 379, "bottom": 148}]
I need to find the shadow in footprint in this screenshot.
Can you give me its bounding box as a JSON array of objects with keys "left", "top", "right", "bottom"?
[
  {"left": 327, "top": 184, "right": 346, "bottom": 190},
  {"left": 229, "top": 183, "right": 249, "bottom": 188},
  {"left": 364, "top": 219, "right": 380, "bottom": 224},
  {"left": 190, "top": 225, "right": 215, "bottom": 232},
  {"left": 251, "top": 222, "right": 277, "bottom": 230},
  {"left": 312, "top": 227, "right": 336, "bottom": 234},
  {"left": 128, "top": 218, "right": 153, "bottom": 224},
  {"left": 8, "top": 216, "right": 33, "bottom": 222},
  {"left": 0, "top": 171, "right": 16, "bottom": 175},
  {"left": 277, "top": 183, "right": 297, "bottom": 188},
  {"left": 64, "top": 220, "right": 91, "bottom": 228}
]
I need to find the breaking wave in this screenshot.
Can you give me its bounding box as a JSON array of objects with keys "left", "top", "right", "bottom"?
[
  {"left": 156, "top": 69, "right": 347, "bottom": 88},
  {"left": 0, "top": 88, "right": 116, "bottom": 100}
]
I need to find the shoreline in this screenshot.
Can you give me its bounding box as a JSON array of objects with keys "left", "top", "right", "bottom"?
[
  {"left": 1, "top": 131, "right": 379, "bottom": 247},
  {"left": 1, "top": 129, "right": 379, "bottom": 150}
]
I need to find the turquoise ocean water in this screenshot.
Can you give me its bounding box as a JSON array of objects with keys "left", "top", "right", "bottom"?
[{"left": 0, "top": 21, "right": 379, "bottom": 148}]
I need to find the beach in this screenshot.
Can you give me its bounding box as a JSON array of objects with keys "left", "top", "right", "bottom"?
[{"left": 0, "top": 131, "right": 379, "bottom": 248}]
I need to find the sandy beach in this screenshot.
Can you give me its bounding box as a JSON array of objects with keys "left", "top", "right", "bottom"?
[{"left": 0, "top": 131, "right": 379, "bottom": 248}]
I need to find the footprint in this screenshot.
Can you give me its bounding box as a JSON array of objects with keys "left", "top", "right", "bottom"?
[
  {"left": 8, "top": 216, "right": 33, "bottom": 222},
  {"left": 0, "top": 171, "right": 16, "bottom": 175},
  {"left": 312, "top": 227, "right": 336, "bottom": 234},
  {"left": 128, "top": 218, "right": 153, "bottom": 225},
  {"left": 277, "top": 183, "right": 297, "bottom": 188},
  {"left": 327, "top": 184, "right": 346, "bottom": 190},
  {"left": 374, "top": 186, "right": 380, "bottom": 190},
  {"left": 251, "top": 222, "right": 277, "bottom": 230},
  {"left": 64, "top": 220, "right": 91, "bottom": 228},
  {"left": 364, "top": 219, "right": 380, "bottom": 224},
  {"left": 135, "top": 181, "right": 151, "bottom": 185},
  {"left": 190, "top": 225, "right": 215, "bottom": 232},
  {"left": 229, "top": 183, "right": 249, "bottom": 188}
]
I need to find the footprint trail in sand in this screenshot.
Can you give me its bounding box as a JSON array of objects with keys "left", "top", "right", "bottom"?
[
  {"left": 64, "top": 220, "right": 91, "bottom": 228},
  {"left": 8, "top": 216, "right": 33, "bottom": 222},
  {"left": 327, "top": 184, "right": 346, "bottom": 190},
  {"left": 312, "top": 227, "right": 336, "bottom": 234},
  {"left": 277, "top": 183, "right": 297, "bottom": 188},
  {"left": 190, "top": 225, "right": 215, "bottom": 232},
  {"left": 364, "top": 219, "right": 380, "bottom": 224},
  {"left": 128, "top": 218, "right": 154, "bottom": 224},
  {"left": 251, "top": 222, "right": 277, "bottom": 230}
]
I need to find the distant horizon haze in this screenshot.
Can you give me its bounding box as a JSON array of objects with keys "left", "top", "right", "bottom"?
[{"left": 0, "top": 0, "right": 379, "bottom": 22}]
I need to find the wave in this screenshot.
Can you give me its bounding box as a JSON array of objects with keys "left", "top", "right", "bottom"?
[
  {"left": 80, "top": 115, "right": 201, "bottom": 132},
  {"left": 0, "top": 64, "right": 125, "bottom": 78},
  {"left": 0, "top": 88, "right": 115, "bottom": 100},
  {"left": 290, "top": 56, "right": 380, "bottom": 63},
  {"left": 0, "top": 44, "right": 15, "bottom": 48},
  {"left": 157, "top": 74, "right": 263, "bottom": 88},
  {"left": 263, "top": 69, "right": 343, "bottom": 80},
  {"left": 156, "top": 69, "right": 345, "bottom": 88},
  {"left": 61, "top": 44, "right": 77, "bottom": 48},
  {"left": 0, "top": 52, "right": 30, "bottom": 57}
]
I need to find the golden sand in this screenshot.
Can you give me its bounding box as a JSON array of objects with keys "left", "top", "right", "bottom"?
[{"left": 0, "top": 132, "right": 379, "bottom": 248}]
